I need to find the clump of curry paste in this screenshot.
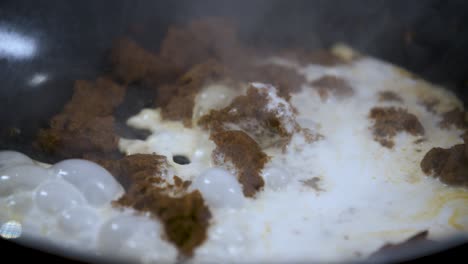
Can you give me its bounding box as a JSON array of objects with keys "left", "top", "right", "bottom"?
[
  {"left": 310, "top": 75, "right": 354, "bottom": 100},
  {"left": 198, "top": 84, "right": 299, "bottom": 148},
  {"left": 419, "top": 98, "right": 440, "bottom": 114},
  {"left": 107, "top": 18, "right": 312, "bottom": 126},
  {"left": 159, "top": 17, "right": 246, "bottom": 71},
  {"left": 369, "top": 107, "right": 425, "bottom": 148},
  {"left": 420, "top": 132, "right": 468, "bottom": 187},
  {"left": 96, "top": 153, "right": 168, "bottom": 190},
  {"left": 439, "top": 108, "right": 467, "bottom": 130},
  {"left": 110, "top": 38, "right": 182, "bottom": 85},
  {"left": 378, "top": 91, "right": 403, "bottom": 102},
  {"left": 36, "top": 78, "right": 125, "bottom": 158},
  {"left": 158, "top": 59, "right": 229, "bottom": 126},
  {"left": 97, "top": 154, "right": 211, "bottom": 257},
  {"left": 237, "top": 64, "right": 306, "bottom": 100},
  {"left": 210, "top": 130, "right": 268, "bottom": 197}
]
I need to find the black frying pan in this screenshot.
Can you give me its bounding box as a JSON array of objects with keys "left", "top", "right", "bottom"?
[{"left": 1, "top": 0, "right": 467, "bottom": 263}]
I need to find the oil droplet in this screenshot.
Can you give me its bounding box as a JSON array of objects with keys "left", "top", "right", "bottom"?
[
  {"left": 405, "top": 174, "right": 421, "bottom": 184},
  {"left": 394, "top": 67, "right": 417, "bottom": 79},
  {"left": 448, "top": 208, "right": 468, "bottom": 231},
  {"left": 411, "top": 190, "right": 468, "bottom": 221},
  {"left": 364, "top": 228, "right": 418, "bottom": 239}
]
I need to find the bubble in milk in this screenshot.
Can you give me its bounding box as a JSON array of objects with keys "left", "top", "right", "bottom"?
[
  {"left": 0, "top": 151, "right": 33, "bottom": 171},
  {"left": 34, "top": 180, "right": 85, "bottom": 214},
  {"left": 59, "top": 206, "right": 99, "bottom": 234},
  {"left": 0, "top": 165, "right": 51, "bottom": 197},
  {"left": 51, "top": 159, "right": 124, "bottom": 207},
  {"left": 192, "top": 168, "right": 244, "bottom": 209},
  {"left": 5, "top": 192, "right": 34, "bottom": 217},
  {"left": 262, "top": 166, "right": 291, "bottom": 191}
]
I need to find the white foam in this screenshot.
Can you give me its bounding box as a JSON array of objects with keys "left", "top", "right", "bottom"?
[
  {"left": 192, "top": 168, "right": 244, "bottom": 209},
  {"left": 59, "top": 206, "right": 99, "bottom": 234},
  {"left": 34, "top": 180, "right": 85, "bottom": 214},
  {"left": 193, "top": 83, "right": 241, "bottom": 122},
  {"left": 251, "top": 82, "right": 297, "bottom": 133},
  {"left": 194, "top": 210, "right": 250, "bottom": 262},
  {"left": 5, "top": 192, "right": 34, "bottom": 217},
  {"left": 0, "top": 154, "right": 176, "bottom": 262},
  {"left": 121, "top": 109, "right": 215, "bottom": 181},
  {"left": 98, "top": 214, "right": 177, "bottom": 262},
  {"left": 98, "top": 215, "right": 148, "bottom": 254},
  {"left": 0, "top": 165, "right": 51, "bottom": 197},
  {"left": 52, "top": 159, "right": 124, "bottom": 207},
  {"left": 262, "top": 166, "right": 291, "bottom": 191},
  {"left": 0, "top": 151, "right": 33, "bottom": 170}
]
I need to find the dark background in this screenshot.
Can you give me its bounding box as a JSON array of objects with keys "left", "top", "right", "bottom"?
[
  {"left": 0, "top": 0, "right": 467, "bottom": 263},
  {"left": 1, "top": 0, "right": 468, "bottom": 157},
  {"left": 1, "top": 237, "right": 468, "bottom": 263}
]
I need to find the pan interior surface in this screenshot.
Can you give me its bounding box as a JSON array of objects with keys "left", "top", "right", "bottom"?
[{"left": 1, "top": 1, "right": 468, "bottom": 263}]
